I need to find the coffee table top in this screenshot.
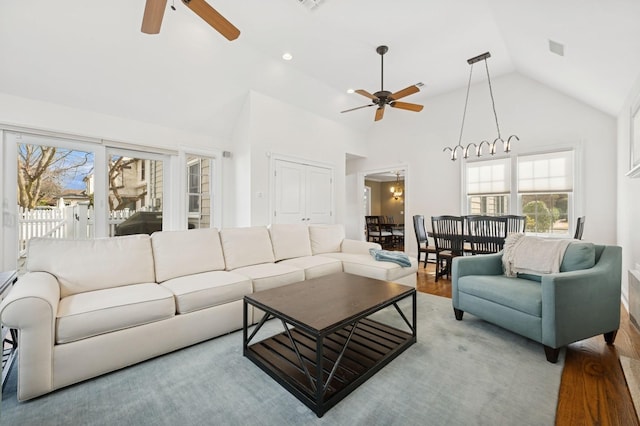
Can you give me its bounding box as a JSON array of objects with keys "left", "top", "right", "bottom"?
[{"left": 244, "top": 272, "right": 414, "bottom": 334}]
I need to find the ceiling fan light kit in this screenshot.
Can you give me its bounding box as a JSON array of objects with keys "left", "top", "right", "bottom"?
[
  {"left": 341, "top": 45, "right": 424, "bottom": 121},
  {"left": 141, "top": 0, "right": 240, "bottom": 41},
  {"left": 443, "top": 51, "right": 518, "bottom": 161}
]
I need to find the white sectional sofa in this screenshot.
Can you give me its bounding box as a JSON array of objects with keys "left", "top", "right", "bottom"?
[{"left": 0, "top": 224, "right": 417, "bottom": 401}]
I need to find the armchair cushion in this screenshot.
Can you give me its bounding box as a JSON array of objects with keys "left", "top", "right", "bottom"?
[{"left": 517, "top": 241, "right": 596, "bottom": 282}]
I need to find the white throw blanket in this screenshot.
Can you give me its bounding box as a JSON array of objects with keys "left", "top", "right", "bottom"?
[{"left": 502, "top": 233, "right": 572, "bottom": 277}]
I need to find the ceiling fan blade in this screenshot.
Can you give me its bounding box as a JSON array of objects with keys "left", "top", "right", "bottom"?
[
  {"left": 375, "top": 106, "right": 385, "bottom": 121},
  {"left": 181, "top": 0, "right": 241, "bottom": 41},
  {"left": 341, "top": 104, "right": 375, "bottom": 113},
  {"left": 390, "top": 101, "right": 424, "bottom": 112},
  {"left": 390, "top": 84, "right": 420, "bottom": 101},
  {"left": 355, "top": 89, "right": 379, "bottom": 101},
  {"left": 141, "top": 0, "right": 167, "bottom": 34}
]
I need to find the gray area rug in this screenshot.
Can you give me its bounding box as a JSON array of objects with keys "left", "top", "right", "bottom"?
[{"left": 1, "top": 293, "right": 564, "bottom": 425}]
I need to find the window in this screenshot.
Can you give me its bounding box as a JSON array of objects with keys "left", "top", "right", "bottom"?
[
  {"left": 518, "top": 151, "right": 573, "bottom": 235},
  {"left": 464, "top": 149, "right": 575, "bottom": 236},
  {"left": 466, "top": 158, "right": 510, "bottom": 215},
  {"left": 107, "top": 150, "right": 166, "bottom": 237},
  {"left": 186, "top": 155, "right": 212, "bottom": 229}
]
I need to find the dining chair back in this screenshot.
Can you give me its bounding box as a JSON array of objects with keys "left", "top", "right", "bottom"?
[
  {"left": 413, "top": 215, "right": 437, "bottom": 267},
  {"left": 466, "top": 215, "right": 508, "bottom": 255},
  {"left": 504, "top": 215, "right": 526, "bottom": 234},
  {"left": 365, "top": 215, "right": 393, "bottom": 248},
  {"left": 431, "top": 215, "right": 465, "bottom": 281},
  {"left": 574, "top": 216, "right": 586, "bottom": 240}
]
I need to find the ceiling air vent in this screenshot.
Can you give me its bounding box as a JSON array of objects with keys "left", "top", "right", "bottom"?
[{"left": 549, "top": 39, "right": 565, "bottom": 57}]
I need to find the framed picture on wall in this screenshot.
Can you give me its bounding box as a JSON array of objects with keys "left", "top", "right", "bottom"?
[{"left": 628, "top": 94, "right": 640, "bottom": 177}]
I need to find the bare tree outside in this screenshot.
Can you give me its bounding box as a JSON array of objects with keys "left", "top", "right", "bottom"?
[{"left": 17, "top": 144, "right": 93, "bottom": 209}]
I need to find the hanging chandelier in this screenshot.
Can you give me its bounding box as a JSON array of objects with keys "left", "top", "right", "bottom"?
[
  {"left": 443, "top": 52, "right": 519, "bottom": 161},
  {"left": 390, "top": 172, "right": 403, "bottom": 200}
]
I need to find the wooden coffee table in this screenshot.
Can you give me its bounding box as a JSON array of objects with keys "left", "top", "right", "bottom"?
[{"left": 242, "top": 272, "right": 416, "bottom": 417}]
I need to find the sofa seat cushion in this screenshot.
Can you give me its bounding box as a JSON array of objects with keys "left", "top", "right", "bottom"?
[
  {"left": 278, "top": 256, "right": 343, "bottom": 279},
  {"left": 232, "top": 263, "right": 305, "bottom": 292},
  {"left": 321, "top": 253, "right": 418, "bottom": 282},
  {"left": 457, "top": 275, "right": 542, "bottom": 317},
  {"left": 161, "top": 271, "right": 252, "bottom": 314},
  {"left": 56, "top": 283, "right": 175, "bottom": 344}
]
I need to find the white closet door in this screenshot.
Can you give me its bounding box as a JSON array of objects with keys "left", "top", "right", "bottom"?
[
  {"left": 273, "top": 159, "right": 333, "bottom": 224},
  {"left": 306, "top": 165, "right": 332, "bottom": 223},
  {"left": 274, "top": 160, "right": 306, "bottom": 224}
]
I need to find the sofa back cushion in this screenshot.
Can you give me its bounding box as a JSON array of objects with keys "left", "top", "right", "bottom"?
[
  {"left": 269, "top": 224, "right": 312, "bottom": 261},
  {"left": 220, "top": 226, "right": 275, "bottom": 270},
  {"left": 27, "top": 235, "right": 156, "bottom": 298},
  {"left": 517, "top": 241, "right": 596, "bottom": 282},
  {"left": 151, "top": 228, "right": 226, "bottom": 283},
  {"left": 309, "top": 224, "right": 345, "bottom": 255}
]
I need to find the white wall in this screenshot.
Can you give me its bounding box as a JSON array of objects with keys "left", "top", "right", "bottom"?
[
  {"left": 616, "top": 71, "right": 640, "bottom": 307},
  {"left": 241, "top": 90, "right": 366, "bottom": 226},
  {"left": 347, "top": 72, "right": 617, "bottom": 260}
]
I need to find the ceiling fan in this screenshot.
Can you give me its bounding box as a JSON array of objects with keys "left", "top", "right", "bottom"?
[
  {"left": 341, "top": 45, "right": 424, "bottom": 121},
  {"left": 141, "top": 0, "right": 240, "bottom": 41}
]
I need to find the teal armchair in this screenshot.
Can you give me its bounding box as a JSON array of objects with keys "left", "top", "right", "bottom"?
[{"left": 451, "top": 244, "right": 622, "bottom": 363}]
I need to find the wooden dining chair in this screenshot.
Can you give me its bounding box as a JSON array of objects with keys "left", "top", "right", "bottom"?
[
  {"left": 430, "top": 215, "right": 465, "bottom": 281},
  {"left": 413, "top": 215, "right": 437, "bottom": 268},
  {"left": 365, "top": 215, "right": 393, "bottom": 249},
  {"left": 504, "top": 215, "right": 526, "bottom": 234},
  {"left": 574, "top": 216, "right": 586, "bottom": 240},
  {"left": 466, "top": 215, "right": 508, "bottom": 255}
]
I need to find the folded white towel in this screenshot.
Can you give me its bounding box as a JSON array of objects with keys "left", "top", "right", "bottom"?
[{"left": 502, "top": 233, "right": 572, "bottom": 277}]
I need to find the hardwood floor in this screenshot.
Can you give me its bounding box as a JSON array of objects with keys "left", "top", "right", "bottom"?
[{"left": 415, "top": 263, "right": 640, "bottom": 425}]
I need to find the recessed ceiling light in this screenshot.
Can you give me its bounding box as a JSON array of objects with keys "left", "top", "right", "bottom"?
[
  {"left": 347, "top": 88, "right": 355, "bottom": 94},
  {"left": 549, "top": 39, "right": 565, "bottom": 57},
  {"left": 282, "top": 52, "right": 293, "bottom": 61}
]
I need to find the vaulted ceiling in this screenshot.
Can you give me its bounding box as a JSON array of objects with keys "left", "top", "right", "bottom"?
[{"left": 2, "top": 0, "right": 639, "bottom": 139}]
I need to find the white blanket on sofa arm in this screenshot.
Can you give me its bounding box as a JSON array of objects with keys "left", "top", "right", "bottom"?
[{"left": 502, "top": 233, "right": 572, "bottom": 277}]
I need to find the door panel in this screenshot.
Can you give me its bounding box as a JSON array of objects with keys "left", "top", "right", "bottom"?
[{"left": 273, "top": 160, "right": 333, "bottom": 224}]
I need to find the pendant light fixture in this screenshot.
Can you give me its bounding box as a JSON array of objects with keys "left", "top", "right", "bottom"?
[
  {"left": 390, "top": 172, "right": 403, "bottom": 200},
  {"left": 443, "top": 52, "right": 519, "bottom": 161}
]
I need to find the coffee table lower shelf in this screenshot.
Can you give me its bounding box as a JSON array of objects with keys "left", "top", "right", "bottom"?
[{"left": 245, "top": 317, "right": 415, "bottom": 417}]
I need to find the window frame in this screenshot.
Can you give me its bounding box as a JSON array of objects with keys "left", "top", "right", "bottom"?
[{"left": 463, "top": 146, "right": 579, "bottom": 237}]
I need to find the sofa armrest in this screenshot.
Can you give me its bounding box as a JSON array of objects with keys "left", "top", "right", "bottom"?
[
  {"left": 340, "top": 239, "right": 381, "bottom": 254},
  {"left": 541, "top": 245, "right": 622, "bottom": 348},
  {"left": 0, "top": 271, "right": 60, "bottom": 400},
  {"left": 452, "top": 252, "right": 504, "bottom": 279}
]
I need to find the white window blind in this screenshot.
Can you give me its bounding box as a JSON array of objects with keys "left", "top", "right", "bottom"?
[
  {"left": 518, "top": 151, "right": 573, "bottom": 193},
  {"left": 466, "top": 158, "right": 511, "bottom": 195}
]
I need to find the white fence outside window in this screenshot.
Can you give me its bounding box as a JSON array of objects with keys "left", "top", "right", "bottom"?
[{"left": 18, "top": 204, "right": 134, "bottom": 256}]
